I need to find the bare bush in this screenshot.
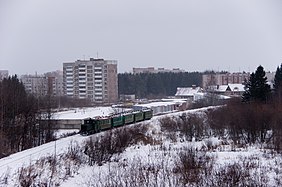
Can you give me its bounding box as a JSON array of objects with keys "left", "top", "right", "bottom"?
[
  {"left": 174, "top": 147, "right": 212, "bottom": 186},
  {"left": 0, "top": 169, "right": 10, "bottom": 186},
  {"left": 211, "top": 163, "right": 251, "bottom": 187},
  {"left": 159, "top": 116, "right": 179, "bottom": 133},
  {"left": 207, "top": 100, "right": 277, "bottom": 146},
  {"left": 179, "top": 113, "right": 209, "bottom": 141},
  {"left": 84, "top": 124, "right": 151, "bottom": 166},
  {"left": 18, "top": 165, "right": 37, "bottom": 187}
]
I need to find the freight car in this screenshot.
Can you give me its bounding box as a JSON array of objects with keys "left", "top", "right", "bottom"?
[{"left": 80, "top": 109, "right": 153, "bottom": 136}]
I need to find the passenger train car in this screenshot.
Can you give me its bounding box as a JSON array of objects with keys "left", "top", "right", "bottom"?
[{"left": 80, "top": 109, "right": 153, "bottom": 135}]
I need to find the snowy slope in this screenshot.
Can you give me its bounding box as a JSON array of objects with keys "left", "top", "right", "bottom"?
[
  {"left": 52, "top": 107, "right": 116, "bottom": 119},
  {"left": 1, "top": 106, "right": 281, "bottom": 186}
]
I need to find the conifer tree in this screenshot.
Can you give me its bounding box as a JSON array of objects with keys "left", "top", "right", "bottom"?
[
  {"left": 242, "top": 65, "right": 271, "bottom": 103},
  {"left": 273, "top": 63, "right": 282, "bottom": 102},
  {"left": 274, "top": 64, "right": 282, "bottom": 92}
]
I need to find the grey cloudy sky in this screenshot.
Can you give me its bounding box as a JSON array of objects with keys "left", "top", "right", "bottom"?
[{"left": 0, "top": 0, "right": 282, "bottom": 75}]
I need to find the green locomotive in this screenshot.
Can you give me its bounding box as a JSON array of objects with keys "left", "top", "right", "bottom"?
[{"left": 80, "top": 109, "right": 153, "bottom": 136}]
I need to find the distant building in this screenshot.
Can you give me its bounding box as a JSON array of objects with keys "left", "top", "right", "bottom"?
[
  {"left": 265, "top": 72, "right": 275, "bottom": 84},
  {"left": 21, "top": 70, "right": 63, "bottom": 97},
  {"left": 208, "top": 83, "right": 245, "bottom": 97},
  {"left": 119, "top": 94, "right": 136, "bottom": 102},
  {"left": 45, "top": 70, "right": 63, "bottom": 97},
  {"left": 133, "top": 67, "right": 155, "bottom": 74},
  {"left": 133, "top": 101, "right": 180, "bottom": 115},
  {"left": 63, "top": 58, "right": 118, "bottom": 104},
  {"left": 175, "top": 86, "right": 203, "bottom": 101},
  {"left": 21, "top": 74, "right": 48, "bottom": 97},
  {"left": 0, "top": 70, "right": 8, "bottom": 80},
  {"left": 202, "top": 72, "right": 250, "bottom": 89},
  {"left": 133, "top": 67, "right": 184, "bottom": 74}
]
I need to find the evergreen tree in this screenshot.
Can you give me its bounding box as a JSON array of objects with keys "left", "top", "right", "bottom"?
[
  {"left": 242, "top": 65, "right": 271, "bottom": 103},
  {"left": 274, "top": 64, "right": 282, "bottom": 92},
  {"left": 273, "top": 63, "right": 282, "bottom": 102}
]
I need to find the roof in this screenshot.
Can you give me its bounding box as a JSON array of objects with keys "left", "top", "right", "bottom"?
[
  {"left": 228, "top": 84, "right": 245, "bottom": 92},
  {"left": 134, "top": 101, "right": 177, "bottom": 108},
  {"left": 175, "top": 87, "right": 202, "bottom": 97},
  {"left": 210, "top": 84, "right": 245, "bottom": 92}
]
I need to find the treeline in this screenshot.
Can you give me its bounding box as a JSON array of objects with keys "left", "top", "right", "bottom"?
[
  {"left": 0, "top": 76, "right": 55, "bottom": 157},
  {"left": 208, "top": 64, "right": 282, "bottom": 151},
  {"left": 118, "top": 72, "right": 202, "bottom": 98},
  {"left": 0, "top": 75, "right": 92, "bottom": 158}
]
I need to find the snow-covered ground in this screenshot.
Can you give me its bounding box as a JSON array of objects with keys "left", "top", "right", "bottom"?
[
  {"left": 52, "top": 107, "right": 116, "bottom": 120},
  {"left": 1, "top": 106, "right": 282, "bottom": 186}
]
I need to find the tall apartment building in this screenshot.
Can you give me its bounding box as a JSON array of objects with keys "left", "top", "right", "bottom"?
[
  {"left": 63, "top": 58, "right": 118, "bottom": 104},
  {"left": 0, "top": 70, "right": 9, "bottom": 80},
  {"left": 202, "top": 72, "right": 250, "bottom": 89}
]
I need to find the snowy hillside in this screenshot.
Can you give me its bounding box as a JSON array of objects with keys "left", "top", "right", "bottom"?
[
  {"left": 0, "top": 106, "right": 282, "bottom": 186},
  {"left": 52, "top": 107, "right": 116, "bottom": 120}
]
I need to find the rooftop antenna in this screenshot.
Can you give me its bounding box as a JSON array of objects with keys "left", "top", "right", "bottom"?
[{"left": 96, "top": 52, "right": 99, "bottom": 59}]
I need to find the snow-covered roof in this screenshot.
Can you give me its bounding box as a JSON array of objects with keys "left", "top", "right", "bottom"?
[
  {"left": 175, "top": 87, "right": 202, "bottom": 97},
  {"left": 210, "top": 84, "right": 245, "bottom": 92},
  {"left": 216, "top": 85, "right": 229, "bottom": 92},
  {"left": 161, "top": 98, "right": 187, "bottom": 104},
  {"left": 228, "top": 84, "right": 245, "bottom": 92},
  {"left": 134, "top": 101, "right": 177, "bottom": 108}
]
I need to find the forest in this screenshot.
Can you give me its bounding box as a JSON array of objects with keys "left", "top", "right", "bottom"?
[
  {"left": 0, "top": 76, "right": 92, "bottom": 158},
  {"left": 118, "top": 72, "right": 202, "bottom": 99}
]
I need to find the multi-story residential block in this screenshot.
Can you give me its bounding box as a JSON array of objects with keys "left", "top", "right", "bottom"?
[
  {"left": 63, "top": 58, "right": 118, "bottom": 104},
  {"left": 133, "top": 67, "right": 184, "bottom": 74},
  {"left": 21, "top": 71, "right": 63, "bottom": 97},
  {"left": 45, "top": 70, "right": 63, "bottom": 97},
  {"left": 202, "top": 72, "right": 251, "bottom": 89},
  {"left": 202, "top": 71, "right": 276, "bottom": 89},
  {"left": 133, "top": 67, "right": 155, "bottom": 74},
  {"left": 0, "top": 70, "right": 9, "bottom": 80},
  {"left": 21, "top": 74, "right": 48, "bottom": 97}
]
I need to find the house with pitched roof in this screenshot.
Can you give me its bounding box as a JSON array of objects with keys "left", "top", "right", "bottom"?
[
  {"left": 210, "top": 83, "right": 245, "bottom": 96},
  {"left": 175, "top": 85, "right": 203, "bottom": 101}
]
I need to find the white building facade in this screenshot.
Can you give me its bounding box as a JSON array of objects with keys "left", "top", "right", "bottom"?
[
  {"left": 202, "top": 72, "right": 250, "bottom": 89},
  {"left": 63, "top": 58, "right": 118, "bottom": 104}
]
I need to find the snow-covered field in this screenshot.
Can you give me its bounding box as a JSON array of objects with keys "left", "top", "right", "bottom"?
[
  {"left": 1, "top": 106, "right": 282, "bottom": 186},
  {"left": 52, "top": 107, "right": 116, "bottom": 120}
]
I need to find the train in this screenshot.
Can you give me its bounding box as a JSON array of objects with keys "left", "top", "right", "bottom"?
[{"left": 80, "top": 109, "right": 153, "bottom": 135}]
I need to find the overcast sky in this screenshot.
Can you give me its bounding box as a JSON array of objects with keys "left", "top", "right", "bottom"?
[{"left": 0, "top": 0, "right": 282, "bottom": 75}]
